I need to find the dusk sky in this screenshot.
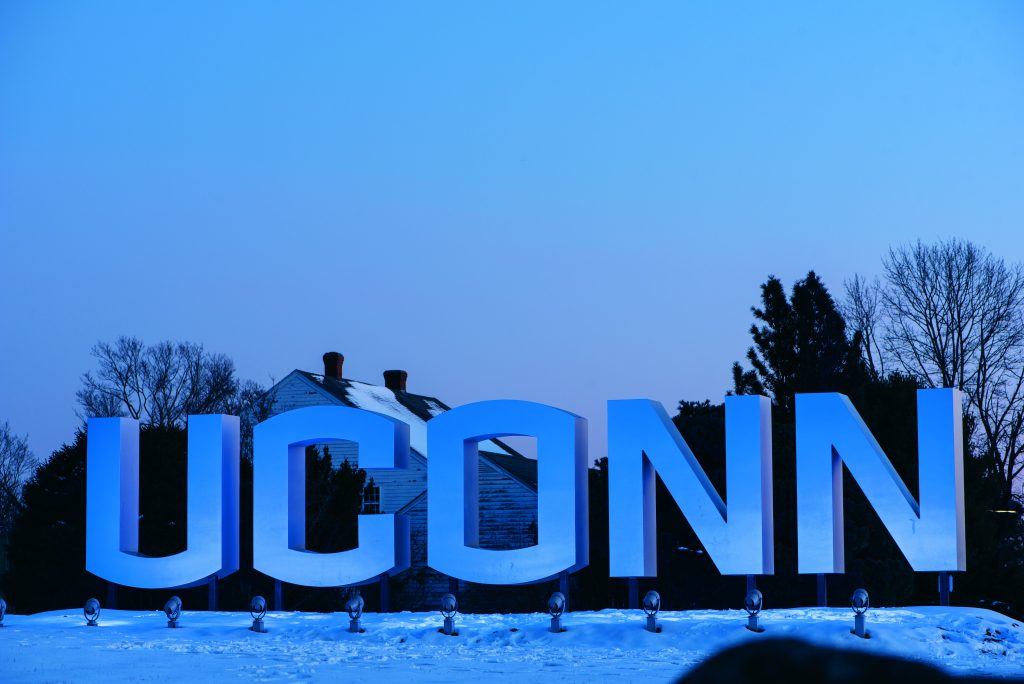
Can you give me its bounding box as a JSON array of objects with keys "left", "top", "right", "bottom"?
[{"left": 2, "top": 1, "right": 1024, "bottom": 461}]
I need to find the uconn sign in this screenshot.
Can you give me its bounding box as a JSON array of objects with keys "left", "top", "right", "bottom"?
[{"left": 85, "top": 390, "right": 966, "bottom": 589}]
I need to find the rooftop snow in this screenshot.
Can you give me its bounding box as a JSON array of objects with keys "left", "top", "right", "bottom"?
[{"left": 338, "top": 379, "right": 513, "bottom": 458}]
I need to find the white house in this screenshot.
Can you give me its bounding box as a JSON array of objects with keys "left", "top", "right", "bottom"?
[{"left": 264, "top": 352, "right": 541, "bottom": 610}]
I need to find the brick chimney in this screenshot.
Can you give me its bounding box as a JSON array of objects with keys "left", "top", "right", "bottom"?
[
  {"left": 383, "top": 369, "right": 408, "bottom": 392},
  {"left": 323, "top": 352, "right": 344, "bottom": 380}
]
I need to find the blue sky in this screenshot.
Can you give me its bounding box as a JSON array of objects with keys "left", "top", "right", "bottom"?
[{"left": 2, "top": 1, "right": 1023, "bottom": 461}]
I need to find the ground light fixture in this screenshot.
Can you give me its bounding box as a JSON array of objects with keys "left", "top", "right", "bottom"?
[
  {"left": 547, "top": 591, "right": 566, "bottom": 633},
  {"left": 83, "top": 598, "right": 101, "bottom": 627},
  {"left": 744, "top": 589, "right": 765, "bottom": 633},
  {"left": 164, "top": 596, "right": 182, "bottom": 628},
  {"left": 440, "top": 593, "right": 458, "bottom": 636},
  {"left": 345, "top": 593, "right": 365, "bottom": 634},
  {"left": 0, "top": 597, "right": 7, "bottom": 628},
  {"left": 249, "top": 595, "right": 267, "bottom": 633},
  {"left": 642, "top": 590, "right": 662, "bottom": 633},
  {"left": 851, "top": 588, "right": 870, "bottom": 639}
]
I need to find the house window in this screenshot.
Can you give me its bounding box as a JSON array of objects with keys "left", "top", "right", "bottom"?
[{"left": 362, "top": 482, "right": 381, "bottom": 514}]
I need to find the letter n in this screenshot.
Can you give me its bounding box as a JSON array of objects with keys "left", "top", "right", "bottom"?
[
  {"left": 608, "top": 396, "right": 774, "bottom": 577},
  {"left": 796, "top": 389, "right": 966, "bottom": 573}
]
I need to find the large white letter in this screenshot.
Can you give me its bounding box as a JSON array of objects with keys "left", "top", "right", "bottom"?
[
  {"left": 253, "top": 406, "right": 410, "bottom": 586},
  {"left": 608, "top": 396, "right": 774, "bottom": 576},
  {"left": 796, "top": 389, "right": 966, "bottom": 573},
  {"left": 428, "top": 400, "right": 588, "bottom": 584},
  {"left": 86, "top": 415, "right": 239, "bottom": 588}
]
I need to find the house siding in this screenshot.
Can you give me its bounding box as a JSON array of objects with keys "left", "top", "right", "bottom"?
[
  {"left": 265, "top": 370, "right": 541, "bottom": 611},
  {"left": 391, "top": 483, "right": 546, "bottom": 614}
]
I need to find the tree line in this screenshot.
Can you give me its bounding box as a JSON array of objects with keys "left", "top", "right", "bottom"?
[{"left": 1, "top": 238, "right": 1022, "bottom": 616}]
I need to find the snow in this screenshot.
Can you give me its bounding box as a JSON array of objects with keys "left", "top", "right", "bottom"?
[
  {"left": 423, "top": 399, "right": 448, "bottom": 418},
  {"left": 341, "top": 381, "right": 512, "bottom": 457},
  {"left": 1, "top": 606, "right": 1021, "bottom": 682}
]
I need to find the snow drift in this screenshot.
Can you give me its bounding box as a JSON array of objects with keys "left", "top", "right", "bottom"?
[{"left": 1, "top": 606, "right": 1020, "bottom": 682}]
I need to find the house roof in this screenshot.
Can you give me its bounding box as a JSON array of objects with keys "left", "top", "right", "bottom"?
[
  {"left": 290, "top": 371, "right": 538, "bottom": 490},
  {"left": 297, "top": 371, "right": 447, "bottom": 423},
  {"left": 479, "top": 451, "right": 541, "bottom": 490}
]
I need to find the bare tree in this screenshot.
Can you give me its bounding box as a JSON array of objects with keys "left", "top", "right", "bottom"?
[
  {"left": 842, "top": 274, "right": 886, "bottom": 377},
  {"left": 0, "top": 422, "right": 37, "bottom": 537},
  {"left": 77, "top": 337, "right": 147, "bottom": 420},
  {"left": 77, "top": 337, "right": 269, "bottom": 442},
  {"left": 230, "top": 378, "right": 276, "bottom": 462},
  {"left": 143, "top": 341, "right": 238, "bottom": 427},
  {"left": 881, "top": 239, "right": 1024, "bottom": 504}
]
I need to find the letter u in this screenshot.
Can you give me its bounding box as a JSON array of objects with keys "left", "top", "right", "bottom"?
[{"left": 85, "top": 416, "right": 239, "bottom": 588}]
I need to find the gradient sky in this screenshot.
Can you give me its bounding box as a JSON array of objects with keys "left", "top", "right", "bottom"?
[{"left": 2, "top": 1, "right": 1024, "bottom": 462}]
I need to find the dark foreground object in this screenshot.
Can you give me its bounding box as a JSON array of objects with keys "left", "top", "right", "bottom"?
[{"left": 677, "top": 638, "right": 1019, "bottom": 684}]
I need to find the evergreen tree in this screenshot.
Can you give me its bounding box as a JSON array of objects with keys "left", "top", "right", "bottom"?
[
  {"left": 705, "top": 272, "right": 928, "bottom": 605},
  {"left": 733, "top": 271, "right": 866, "bottom": 412},
  {"left": 3, "top": 431, "right": 102, "bottom": 611}
]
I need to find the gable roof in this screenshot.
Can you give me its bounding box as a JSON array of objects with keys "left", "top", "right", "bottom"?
[
  {"left": 288, "top": 371, "right": 537, "bottom": 490},
  {"left": 480, "top": 451, "right": 541, "bottom": 490}
]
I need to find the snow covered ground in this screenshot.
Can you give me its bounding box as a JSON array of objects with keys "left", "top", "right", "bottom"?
[{"left": 1, "top": 606, "right": 1021, "bottom": 682}]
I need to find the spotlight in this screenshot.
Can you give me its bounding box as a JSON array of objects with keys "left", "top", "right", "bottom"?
[
  {"left": 0, "top": 597, "right": 7, "bottom": 628},
  {"left": 84, "top": 598, "right": 101, "bottom": 627},
  {"left": 164, "top": 595, "right": 182, "bottom": 628},
  {"left": 547, "top": 591, "right": 566, "bottom": 633},
  {"left": 440, "top": 593, "right": 458, "bottom": 636},
  {"left": 851, "top": 588, "right": 870, "bottom": 639},
  {"left": 249, "top": 595, "right": 268, "bottom": 633},
  {"left": 743, "top": 589, "right": 764, "bottom": 633},
  {"left": 345, "top": 593, "right": 365, "bottom": 634},
  {"left": 642, "top": 590, "right": 661, "bottom": 633}
]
